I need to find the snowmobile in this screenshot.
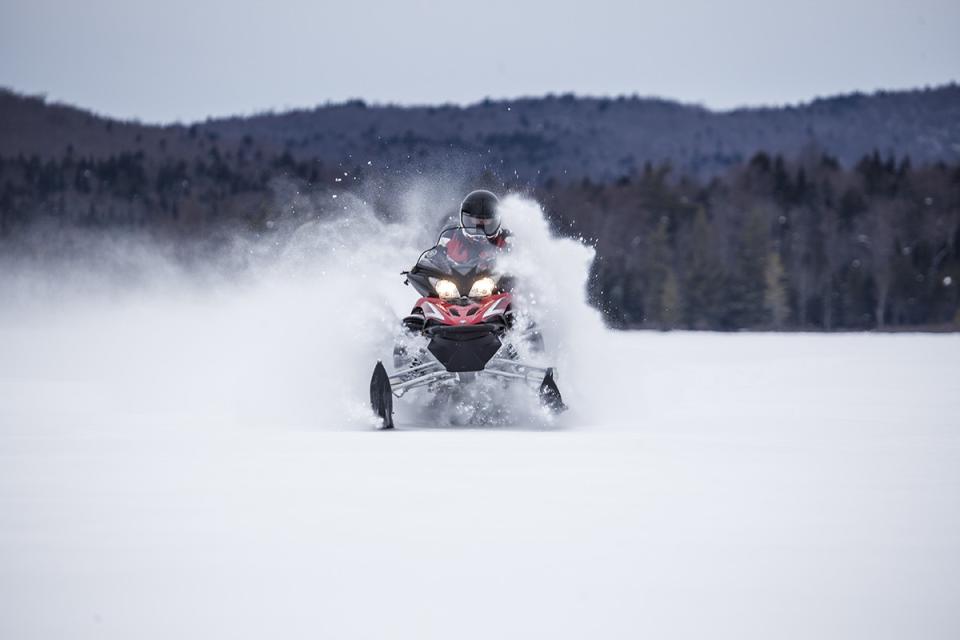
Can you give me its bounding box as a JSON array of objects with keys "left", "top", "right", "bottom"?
[{"left": 369, "top": 227, "right": 565, "bottom": 429}]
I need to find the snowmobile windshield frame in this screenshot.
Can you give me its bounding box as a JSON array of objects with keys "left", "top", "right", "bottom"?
[{"left": 407, "top": 227, "right": 503, "bottom": 299}]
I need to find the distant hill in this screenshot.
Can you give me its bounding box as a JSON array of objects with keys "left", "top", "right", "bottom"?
[{"left": 2, "top": 85, "right": 959, "bottom": 181}]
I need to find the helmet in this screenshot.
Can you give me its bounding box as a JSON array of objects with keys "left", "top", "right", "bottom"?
[{"left": 459, "top": 189, "right": 501, "bottom": 238}]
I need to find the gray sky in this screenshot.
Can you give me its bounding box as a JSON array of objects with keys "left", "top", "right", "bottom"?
[{"left": 1, "top": 0, "right": 958, "bottom": 123}]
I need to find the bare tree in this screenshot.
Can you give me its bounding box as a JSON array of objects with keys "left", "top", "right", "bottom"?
[
  {"left": 865, "top": 201, "right": 897, "bottom": 329},
  {"left": 764, "top": 251, "right": 789, "bottom": 328}
]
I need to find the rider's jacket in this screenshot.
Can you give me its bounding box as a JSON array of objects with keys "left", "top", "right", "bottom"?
[{"left": 440, "top": 228, "right": 511, "bottom": 264}]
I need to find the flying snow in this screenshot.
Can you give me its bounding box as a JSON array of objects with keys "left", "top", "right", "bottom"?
[{"left": 0, "top": 187, "right": 613, "bottom": 432}]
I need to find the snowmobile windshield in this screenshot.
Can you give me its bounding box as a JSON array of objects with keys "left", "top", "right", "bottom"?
[
  {"left": 414, "top": 227, "right": 500, "bottom": 277},
  {"left": 407, "top": 228, "right": 512, "bottom": 300}
]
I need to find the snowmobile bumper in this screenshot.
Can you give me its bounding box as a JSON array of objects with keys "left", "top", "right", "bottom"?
[{"left": 425, "top": 323, "right": 503, "bottom": 373}]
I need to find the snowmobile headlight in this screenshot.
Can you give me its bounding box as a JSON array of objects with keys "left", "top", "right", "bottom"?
[
  {"left": 469, "top": 277, "right": 496, "bottom": 298},
  {"left": 434, "top": 279, "right": 460, "bottom": 300}
]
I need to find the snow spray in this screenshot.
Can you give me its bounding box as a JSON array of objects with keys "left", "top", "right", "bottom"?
[{"left": 0, "top": 184, "right": 615, "bottom": 432}]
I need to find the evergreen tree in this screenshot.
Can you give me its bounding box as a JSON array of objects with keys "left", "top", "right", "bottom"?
[
  {"left": 724, "top": 208, "right": 768, "bottom": 328},
  {"left": 682, "top": 209, "right": 722, "bottom": 328},
  {"left": 642, "top": 216, "right": 673, "bottom": 326}
]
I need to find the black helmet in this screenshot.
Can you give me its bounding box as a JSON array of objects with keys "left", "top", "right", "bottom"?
[{"left": 460, "top": 189, "right": 501, "bottom": 237}]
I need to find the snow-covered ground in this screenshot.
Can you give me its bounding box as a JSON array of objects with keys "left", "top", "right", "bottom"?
[
  {"left": 3, "top": 330, "right": 959, "bottom": 639},
  {"left": 1, "top": 195, "right": 958, "bottom": 638}
]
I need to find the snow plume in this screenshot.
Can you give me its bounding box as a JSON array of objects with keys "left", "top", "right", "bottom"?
[
  {"left": 495, "top": 195, "right": 609, "bottom": 419},
  {"left": 0, "top": 185, "right": 611, "bottom": 433}
]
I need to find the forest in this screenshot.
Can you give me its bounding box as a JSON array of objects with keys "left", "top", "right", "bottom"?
[
  {"left": 1, "top": 88, "right": 958, "bottom": 331},
  {"left": 2, "top": 146, "right": 957, "bottom": 331},
  {"left": 549, "top": 153, "right": 959, "bottom": 330}
]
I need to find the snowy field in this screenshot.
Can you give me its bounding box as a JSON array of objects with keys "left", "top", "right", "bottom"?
[
  {"left": 2, "top": 331, "right": 958, "bottom": 639},
  {"left": 1, "top": 196, "right": 959, "bottom": 638}
]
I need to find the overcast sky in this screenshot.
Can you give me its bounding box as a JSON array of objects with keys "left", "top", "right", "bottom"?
[{"left": 1, "top": 0, "right": 957, "bottom": 123}]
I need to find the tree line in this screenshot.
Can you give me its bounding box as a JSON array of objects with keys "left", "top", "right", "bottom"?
[
  {"left": 1, "top": 145, "right": 958, "bottom": 331},
  {"left": 546, "top": 152, "right": 960, "bottom": 330}
]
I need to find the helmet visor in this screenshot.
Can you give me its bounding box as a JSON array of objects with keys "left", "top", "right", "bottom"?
[{"left": 461, "top": 213, "right": 500, "bottom": 237}]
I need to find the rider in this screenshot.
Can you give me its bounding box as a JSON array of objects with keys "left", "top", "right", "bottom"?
[{"left": 441, "top": 189, "right": 510, "bottom": 264}]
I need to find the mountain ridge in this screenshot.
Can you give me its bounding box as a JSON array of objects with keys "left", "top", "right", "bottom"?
[{"left": 3, "top": 84, "right": 958, "bottom": 180}]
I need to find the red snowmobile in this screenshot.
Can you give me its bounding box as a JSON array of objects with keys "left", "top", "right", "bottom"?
[{"left": 369, "top": 227, "right": 565, "bottom": 429}]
